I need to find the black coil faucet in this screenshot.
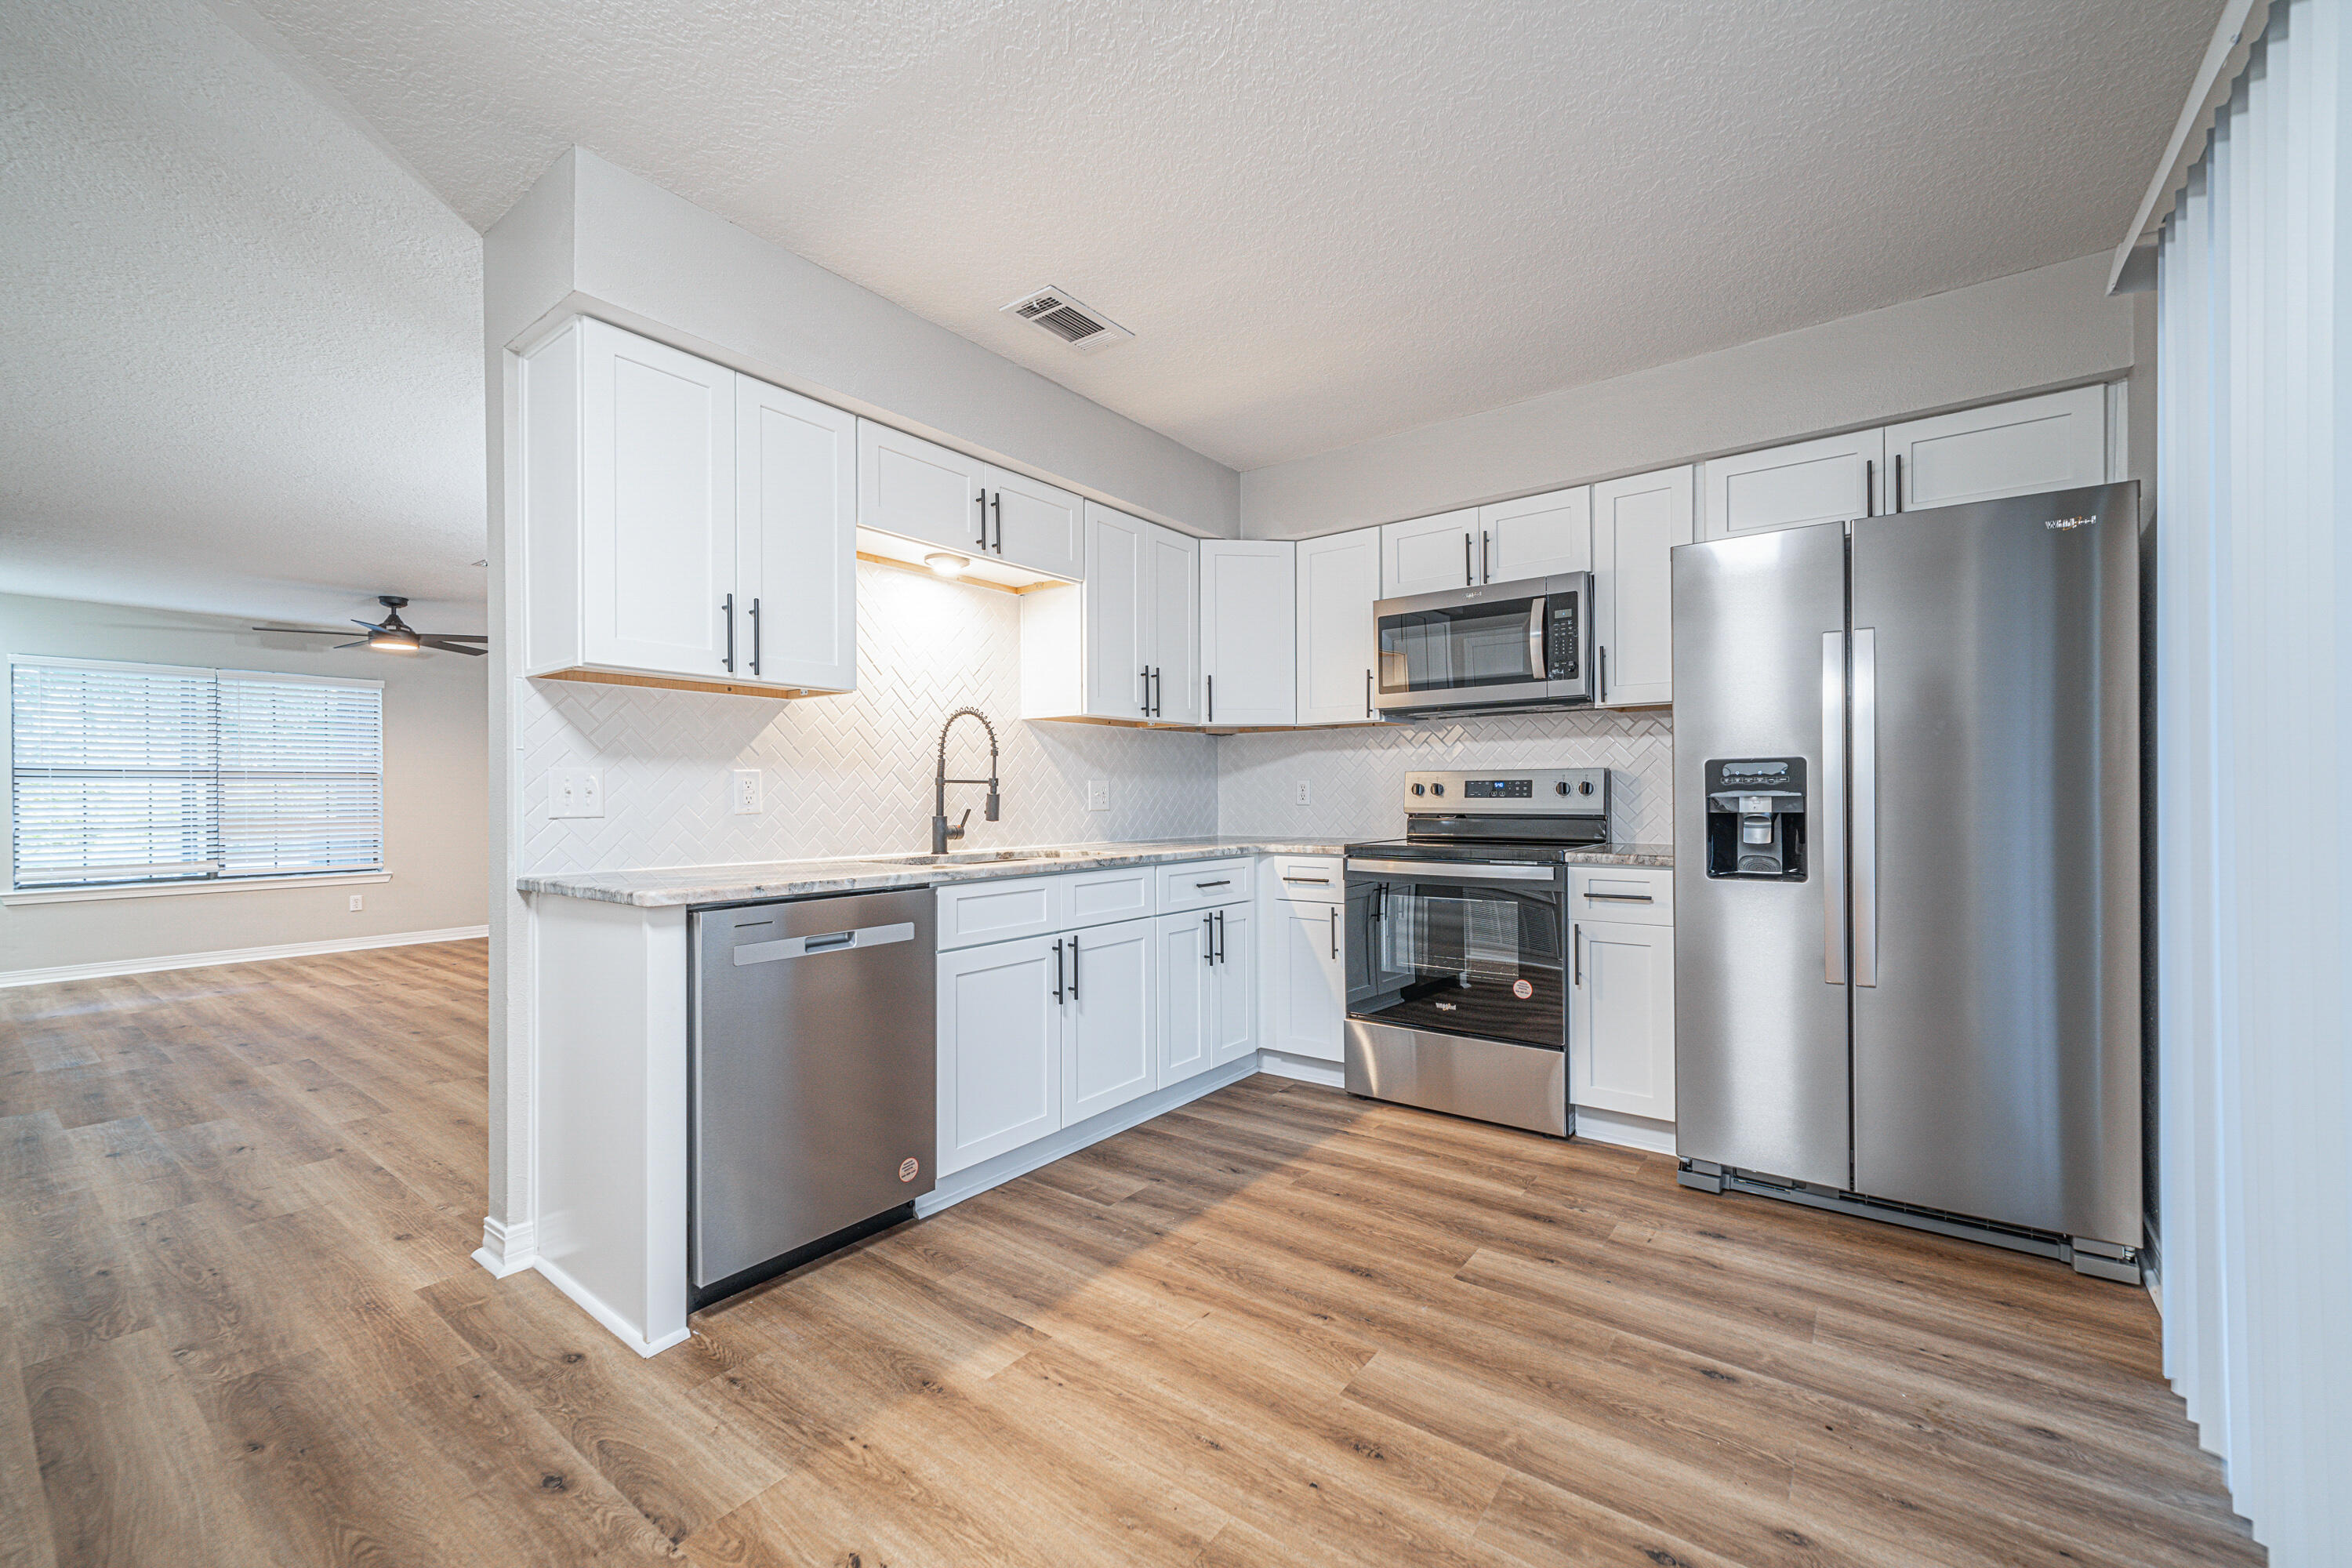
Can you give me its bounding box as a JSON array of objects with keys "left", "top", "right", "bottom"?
[{"left": 932, "top": 707, "right": 1001, "bottom": 855}]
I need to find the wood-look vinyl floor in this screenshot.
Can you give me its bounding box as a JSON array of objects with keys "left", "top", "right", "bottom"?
[{"left": 0, "top": 941, "right": 2260, "bottom": 1567}]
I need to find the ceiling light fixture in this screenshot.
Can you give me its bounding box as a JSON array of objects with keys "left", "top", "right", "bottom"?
[{"left": 925, "top": 552, "right": 971, "bottom": 579}]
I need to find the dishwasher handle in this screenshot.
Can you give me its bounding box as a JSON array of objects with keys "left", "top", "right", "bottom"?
[{"left": 731, "top": 921, "right": 916, "bottom": 965}]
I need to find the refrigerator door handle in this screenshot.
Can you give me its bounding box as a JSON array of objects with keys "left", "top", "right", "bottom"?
[
  {"left": 1851, "top": 627, "right": 1878, "bottom": 987},
  {"left": 1821, "top": 631, "right": 1847, "bottom": 985}
]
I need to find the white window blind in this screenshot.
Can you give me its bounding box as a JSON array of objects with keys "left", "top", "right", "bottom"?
[{"left": 9, "top": 657, "right": 383, "bottom": 890}]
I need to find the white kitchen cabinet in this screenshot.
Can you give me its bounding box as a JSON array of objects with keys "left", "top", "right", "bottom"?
[
  {"left": 1479, "top": 486, "right": 1592, "bottom": 583},
  {"left": 936, "top": 866, "right": 1157, "bottom": 951},
  {"left": 1570, "top": 918, "right": 1675, "bottom": 1123},
  {"left": 520, "top": 317, "right": 853, "bottom": 695},
  {"left": 1064, "top": 917, "right": 1158, "bottom": 1123},
  {"left": 1159, "top": 900, "right": 1253, "bottom": 1087},
  {"left": 1200, "top": 542, "right": 1297, "bottom": 727},
  {"left": 736, "top": 377, "right": 858, "bottom": 691},
  {"left": 1208, "top": 902, "right": 1255, "bottom": 1066},
  {"left": 1591, "top": 465, "right": 1693, "bottom": 708},
  {"left": 1295, "top": 526, "right": 1383, "bottom": 726},
  {"left": 1701, "top": 428, "right": 1883, "bottom": 541},
  {"left": 1884, "top": 386, "right": 2107, "bottom": 514},
  {"left": 1268, "top": 898, "right": 1346, "bottom": 1062},
  {"left": 1381, "top": 508, "right": 1482, "bottom": 596},
  {"left": 857, "top": 419, "right": 1083, "bottom": 581},
  {"left": 1021, "top": 503, "right": 1196, "bottom": 724},
  {"left": 937, "top": 933, "right": 1065, "bottom": 1174}
]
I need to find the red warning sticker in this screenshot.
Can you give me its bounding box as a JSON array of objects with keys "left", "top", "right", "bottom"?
[{"left": 1512, "top": 978, "right": 1534, "bottom": 1000}]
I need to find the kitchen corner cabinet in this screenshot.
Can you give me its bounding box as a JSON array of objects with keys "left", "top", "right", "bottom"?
[
  {"left": 519, "top": 317, "right": 855, "bottom": 695},
  {"left": 857, "top": 419, "right": 1085, "bottom": 581},
  {"left": 1883, "top": 385, "right": 2107, "bottom": 514},
  {"left": 1591, "top": 465, "right": 1692, "bottom": 708},
  {"left": 1020, "top": 503, "right": 1198, "bottom": 724},
  {"left": 1295, "top": 526, "right": 1384, "bottom": 726},
  {"left": 1200, "top": 541, "right": 1297, "bottom": 726}
]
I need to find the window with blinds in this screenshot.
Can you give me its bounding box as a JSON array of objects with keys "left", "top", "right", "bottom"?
[{"left": 9, "top": 657, "right": 384, "bottom": 890}]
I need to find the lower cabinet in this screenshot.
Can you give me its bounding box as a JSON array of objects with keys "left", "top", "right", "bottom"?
[
  {"left": 1160, "top": 904, "right": 1255, "bottom": 1083},
  {"left": 1569, "top": 918, "right": 1676, "bottom": 1121},
  {"left": 937, "top": 933, "right": 1065, "bottom": 1174},
  {"left": 1064, "top": 917, "right": 1158, "bottom": 1124},
  {"left": 1268, "top": 898, "right": 1347, "bottom": 1062}
]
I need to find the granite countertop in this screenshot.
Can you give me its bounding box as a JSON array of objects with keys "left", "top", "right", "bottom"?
[{"left": 518, "top": 835, "right": 1674, "bottom": 908}]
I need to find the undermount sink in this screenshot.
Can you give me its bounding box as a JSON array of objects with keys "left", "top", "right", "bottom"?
[{"left": 869, "top": 848, "right": 1074, "bottom": 866}]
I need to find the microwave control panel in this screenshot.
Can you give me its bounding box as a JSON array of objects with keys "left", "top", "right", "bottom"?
[{"left": 1545, "top": 597, "right": 1581, "bottom": 680}]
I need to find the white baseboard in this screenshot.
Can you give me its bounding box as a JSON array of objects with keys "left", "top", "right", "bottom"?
[
  {"left": 0, "top": 924, "right": 491, "bottom": 989},
  {"left": 534, "top": 1257, "right": 691, "bottom": 1359},
  {"left": 1256, "top": 1050, "right": 1345, "bottom": 1087},
  {"left": 473, "top": 1216, "right": 537, "bottom": 1279},
  {"left": 1572, "top": 1105, "right": 1677, "bottom": 1154},
  {"left": 918, "top": 1054, "right": 1262, "bottom": 1218}
]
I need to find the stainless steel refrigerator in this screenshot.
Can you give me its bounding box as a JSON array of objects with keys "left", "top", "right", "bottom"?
[{"left": 1671, "top": 482, "right": 2142, "bottom": 1282}]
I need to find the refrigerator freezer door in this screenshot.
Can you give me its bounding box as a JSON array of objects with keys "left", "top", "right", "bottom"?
[
  {"left": 1671, "top": 521, "right": 1851, "bottom": 1188},
  {"left": 1849, "top": 482, "right": 2140, "bottom": 1245}
]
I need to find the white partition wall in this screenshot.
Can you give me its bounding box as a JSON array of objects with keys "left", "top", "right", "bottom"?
[{"left": 2152, "top": 2, "right": 2351, "bottom": 1559}]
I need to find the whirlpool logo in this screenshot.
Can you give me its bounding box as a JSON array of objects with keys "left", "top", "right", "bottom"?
[{"left": 2045, "top": 515, "right": 2099, "bottom": 531}]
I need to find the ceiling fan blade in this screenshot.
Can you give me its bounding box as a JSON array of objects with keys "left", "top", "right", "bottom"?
[
  {"left": 250, "top": 625, "right": 341, "bottom": 635},
  {"left": 426, "top": 633, "right": 488, "bottom": 642},
  {"left": 422, "top": 637, "right": 488, "bottom": 656},
  {"left": 333, "top": 640, "right": 369, "bottom": 649},
  {"left": 351, "top": 619, "right": 388, "bottom": 632}
]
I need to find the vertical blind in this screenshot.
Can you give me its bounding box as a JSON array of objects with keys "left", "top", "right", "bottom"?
[
  {"left": 9, "top": 657, "right": 384, "bottom": 889},
  {"left": 2154, "top": 0, "right": 2350, "bottom": 1561}
]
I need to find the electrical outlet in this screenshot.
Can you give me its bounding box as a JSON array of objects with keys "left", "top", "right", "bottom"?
[
  {"left": 731, "top": 769, "right": 763, "bottom": 815},
  {"left": 549, "top": 767, "right": 604, "bottom": 818},
  {"left": 349, "top": 894, "right": 364, "bottom": 912},
  {"left": 1086, "top": 779, "right": 1109, "bottom": 812},
  {"left": 1295, "top": 780, "right": 1312, "bottom": 806}
]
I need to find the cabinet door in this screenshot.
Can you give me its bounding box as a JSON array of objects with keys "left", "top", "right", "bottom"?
[
  {"left": 578, "top": 319, "right": 738, "bottom": 678},
  {"left": 988, "top": 466, "right": 1086, "bottom": 580},
  {"left": 1269, "top": 898, "right": 1345, "bottom": 1062},
  {"left": 1381, "top": 508, "right": 1480, "bottom": 596},
  {"left": 1570, "top": 920, "right": 1675, "bottom": 1122},
  {"left": 938, "top": 935, "right": 1063, "bottom": 1174},
  {"left": 737, "top": 377, "right": 857, "bottom": 692},
  {"left": 1702, "top": 429, "right": 1884, "bottom": 541},
  {"left": 1591, "top": 466, "right": 1693, "bottom": 708},
  {"left": 1295, "top": 527, "right": 1383, "bottom": 726},
  {"left": 1200, "top": 541, "right": 1297, "bottom": 726},
  {"left": 1084, "top": 503, "right": 1151, "bottom": 721},
  {"left": 1479, "top": 487, "right": 1591, "bottom": 582},
  {"left": 859, "top": 420, "right": 988, "bottom": 556},
  {"left": 1065, "top": 918, "right": 1158, "bottom": 1123},
  {"left": 1143, "top": 522, "right": 1200, "bottom": 724},
  {"left": 1159, "top": 911, "right": 1215, "bottom": 1086},
  {"left": 1210, "top": 903, "right": 1256, "bottom": 1064},
  {"left": 1885, "top": 387, "right": 2107, "bottom": 513}
]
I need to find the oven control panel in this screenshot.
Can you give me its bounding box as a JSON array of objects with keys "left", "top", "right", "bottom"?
[{"left": 1403, "top": 768, "right": 1610, "bottom": 816}]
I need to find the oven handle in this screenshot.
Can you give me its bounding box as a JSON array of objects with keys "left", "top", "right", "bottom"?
[{"left": 1345, "top": 858, "right": 1559, "bottom": 883}]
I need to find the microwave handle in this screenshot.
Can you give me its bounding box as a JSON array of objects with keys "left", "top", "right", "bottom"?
[{"left": 1528, "top": 594, "right": 1546, "bottom": 679}]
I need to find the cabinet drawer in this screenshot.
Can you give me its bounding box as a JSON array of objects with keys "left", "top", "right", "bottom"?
[
  {"left": 1569, "top": 866, "right": 1673, "bottom": 926},
  {"left": 1067, "top": 866, "right": 1156, "bottom": 925},
  {"left": 1159, "top": 858, "right": 1253, "bottom": 913},
  {"left": 938, "top": 866, "right": 1163, "bottom": 951},
  {"left": 1265, "top": 855, "right": 1343, "bottom": 904}
]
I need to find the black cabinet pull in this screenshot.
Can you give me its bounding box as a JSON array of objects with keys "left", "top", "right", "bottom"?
[
  {"left": 1598, "top": 644, "right": 1608, "bottom": 705},
  {"left": 1140, "top": 664, "right": 1151, "bottom": 716},
  {"left": 1464, "top": 532, "right": 1473, "bottom": 586},
  {"left": 1482, "top": 529, "right": 1491, "bottom": 583},
  {"left": 976, "top": 490, "right": 989, "bottom": 549},
  {"left": 1155, "top": 666, "right": 1163, "bottom": 717},
  {"left": 1573, "top": 924, "right": 1582, "bottom": 987},
  {"left": 1893, "top": 453, "right": 1904, "bottom": 513},
  {"left": 1864, "top": 458, "right": 1875, "bottom": 517},
  {"left": 1330, "top": 906, "right": 1339, "bottom": 960},
  {"left": 1052, "top": 938, "right": 1065, "bottom": 1004},
  {"left": 1070, "top": 936, "right": 1080, "bottom": 1000},
  {"left": 721, "top": 593, "right": 735, "bottom": 673},
  {"left": 1203, "top": 913, "right": 1214, "bottom": 966},
  {"left": 1207, "top": 673, "right": 1214, "bottom": 724},
  {"left": 1215, "top": 909, "right": 1226, "bottom": 965},
  {"left": 991, "top": 491, "right": 1004, "bottom": 553},
  {"left": 1365, "top": 668, "right": 1374, "bottom": 718},
  {"left": 749, "top": 597, "right": 761, "bottom": 677}
]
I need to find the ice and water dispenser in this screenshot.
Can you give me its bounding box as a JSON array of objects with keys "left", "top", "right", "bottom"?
[{"left": 1704, "top": 758, "right": 1808, "bottom": 880}]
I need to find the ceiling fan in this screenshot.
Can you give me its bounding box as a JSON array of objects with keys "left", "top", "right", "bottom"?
[{"left": 252, "top": 596, "right": 488, "bottom": 655}]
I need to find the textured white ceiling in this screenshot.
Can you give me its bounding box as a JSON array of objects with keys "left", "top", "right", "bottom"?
[
  {"left": 234, "top": 0, "right": 2218, "bottom": 472},
  {"left": 0, "top": 0, "right": 486, "bottom": 630}
]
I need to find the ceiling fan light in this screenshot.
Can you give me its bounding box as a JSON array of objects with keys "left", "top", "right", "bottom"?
[
  {"left": 368, "top": 628, "right": 421, "bottom": 652},
  {"left": 924, "top": 552, "right": 971, "bottom": 579}
]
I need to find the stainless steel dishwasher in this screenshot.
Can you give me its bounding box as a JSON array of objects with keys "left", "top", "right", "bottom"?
[{"left": 690, "top": 887, "right": 935, "bottom": 1309}]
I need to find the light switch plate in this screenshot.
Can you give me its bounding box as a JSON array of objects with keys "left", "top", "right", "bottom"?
[
  {"left": 1086, "top": 779, "right": 1109, "bottom": 812},
  {"left": 549, "top": 767, "right": 604, "bottom": 818},
  {"left": 731, "top": 769, "right": 764, "bottom": 815},
  {"left": 348, "top": 894, "right": 364, "bottom": 911}
]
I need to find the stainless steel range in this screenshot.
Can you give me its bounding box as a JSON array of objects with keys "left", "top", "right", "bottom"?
[{"left": 1343, "top": 768, "right": 1610, "bottom": 1137}]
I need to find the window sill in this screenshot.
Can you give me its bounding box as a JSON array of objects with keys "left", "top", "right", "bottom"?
[{"left": 2, "top": 872, "right": 392, "bottom": 907}]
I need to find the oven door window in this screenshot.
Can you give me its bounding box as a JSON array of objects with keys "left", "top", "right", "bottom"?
[
  {"left": 1378, "top": 597, "right": 1541, "bottom": 693},
  {"left": 1347, "top": 877, "right": 1564, "bottom": 1049}
]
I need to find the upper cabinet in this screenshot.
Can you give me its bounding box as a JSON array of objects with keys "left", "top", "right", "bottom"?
[
  {"left": 1884, "top": 386, "right": 2108, "bottom": 514},
  {"left": 1701, "top": 429, "right": 1883, "bottom": 541},
  {"left": 1381, "top": 508, "right": 1482, "bottom": 597},
  {"left": 1200, "top": 541, "right": 1297, "bottom": 727},
  {"left": 520, "top": 318, "right": 855, "bottom": 695},
  {"left": 1021, "top": 503, "right": 1197, "bottom": 725},
  {"left": 1591, "top": 466, "right": 1693, "bottom": 709},
  {"left": 857, "top": 420, "right": 1084, "bottom": 581},
  {"left": 1381, "top": 489, "right": 1589, "bottom": 596},
  {"left": 1296, "top": 527, "right": 1384, "bottom": 726}
]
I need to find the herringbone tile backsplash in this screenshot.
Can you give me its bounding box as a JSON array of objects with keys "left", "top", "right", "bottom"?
[{"left": 518, "top": 561, "right": 1673, "bottom": 874}]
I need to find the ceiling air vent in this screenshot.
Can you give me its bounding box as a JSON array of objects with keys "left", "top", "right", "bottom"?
[{"left": 1001, "top": 287, "right": 1133, "bottom": 352}]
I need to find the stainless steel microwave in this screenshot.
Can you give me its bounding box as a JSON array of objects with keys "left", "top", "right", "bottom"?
[{"left": 1374, "top": 572, "right": 1594, "bottom": 718}]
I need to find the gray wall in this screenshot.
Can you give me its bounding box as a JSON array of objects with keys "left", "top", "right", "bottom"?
[
  {"left": 1240, "top": 252, "right": 2151, "bottom": 538},
  {"left": 0, "top": 593, "right": 488, "bottom": 975}
]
